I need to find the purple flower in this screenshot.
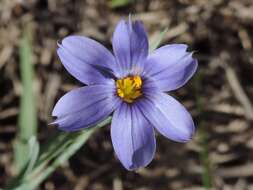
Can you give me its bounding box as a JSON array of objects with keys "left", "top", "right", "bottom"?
[{"left": 52, "top": 18, "right": 198, "bottom": 170}]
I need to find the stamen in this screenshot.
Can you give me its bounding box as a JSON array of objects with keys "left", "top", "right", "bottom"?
[{"left": 116, "top": 76, "right": 143, "bottom": 103}]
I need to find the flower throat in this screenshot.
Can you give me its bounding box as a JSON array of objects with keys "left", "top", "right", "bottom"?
[{"left": 116, "top": 76, "right": 142, "bottom": 103}]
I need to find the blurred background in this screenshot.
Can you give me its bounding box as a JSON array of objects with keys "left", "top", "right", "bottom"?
[{"left": 1, "top": 0, "right": 253, "bottom": 189}]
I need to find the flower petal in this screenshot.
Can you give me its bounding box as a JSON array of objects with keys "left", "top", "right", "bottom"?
[
  {"left": 112, "top": 19, "right": 149, "bottom": 77},
  {"left": 138, "top": 93, "right": 195, "bottom": 143},
  {"left": 143, "top": 44, "right": 198, "bottom": 91},
  {"left": 61, "top": 36, "right": 119, "bottom": 76},
  {"left": 52, "top": 84, "right": 120, "bottom": 131},
  {"left": 111, "top": 103, "right": 156, "bottom": 170},
  {"left": 57, "top": 36, "right": 116, "bottom": 85}
]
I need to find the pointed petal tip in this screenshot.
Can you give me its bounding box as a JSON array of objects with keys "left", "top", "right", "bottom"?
[
  {"left": 48, "top": 115, "right": 60, "bottom": 126},
  {"left": 49, "top": 116, "right": 84, "bottom": 132},
  {"left": 56, "top": 41, "right": 62, "bottom": 48},
  {"left": 48, "top": 121, "right": 56, "bottom": 126},
  {"left": 120, "top": 158, "right": 152, "bottom": 171},
  {"left": 128, "top": 14, "right": 132, "bottom": 24},
  {"left": 124, "top": 164, "right": 141, "bottom": 171}
]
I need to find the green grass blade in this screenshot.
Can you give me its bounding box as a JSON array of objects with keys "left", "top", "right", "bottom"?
[
  {"left": 110, "top": 0, "right": 132, "bottom": 8},
  {"left": 14, "top": 27, "right": 37, "bottom": 172},
  {"left": 23, "top": 136, "right": 40, "bottom": 176},
  {"left": 193, "top": 70, "right": 212, "bottom": 190},
  {"left": 149, "top": 28, "right": 168, "bottom": 53},
  {"left": 6, "top": 117, "right": 111, "bottom": 190}
]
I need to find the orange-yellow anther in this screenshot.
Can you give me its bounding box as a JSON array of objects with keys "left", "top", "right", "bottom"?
[{"left": 116, "top": 76, "right": 142, "bottom": 103}]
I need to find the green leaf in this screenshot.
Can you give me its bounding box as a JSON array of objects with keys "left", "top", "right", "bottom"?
[
  {"left": 110, "top": 0, "right": 132, "bottom": 8},
  {"left": 149, "top": 27, "right": 168, "bottom": 53},
  {"left": 23, "top": 136, "right": 40, "bottom": 176},
  {"left": 193, "top": 71, "right": 213, "bottom": 189},
  {"left": 14, "top": 26, "right": 37, "bottom": 173},
  {"left": 6, "top": 117, "right": 111, "bottom": 190}
]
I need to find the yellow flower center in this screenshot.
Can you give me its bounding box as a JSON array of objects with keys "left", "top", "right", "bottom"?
[{"left": 116, "top": 75, "right": 143, "bottom": 103}]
